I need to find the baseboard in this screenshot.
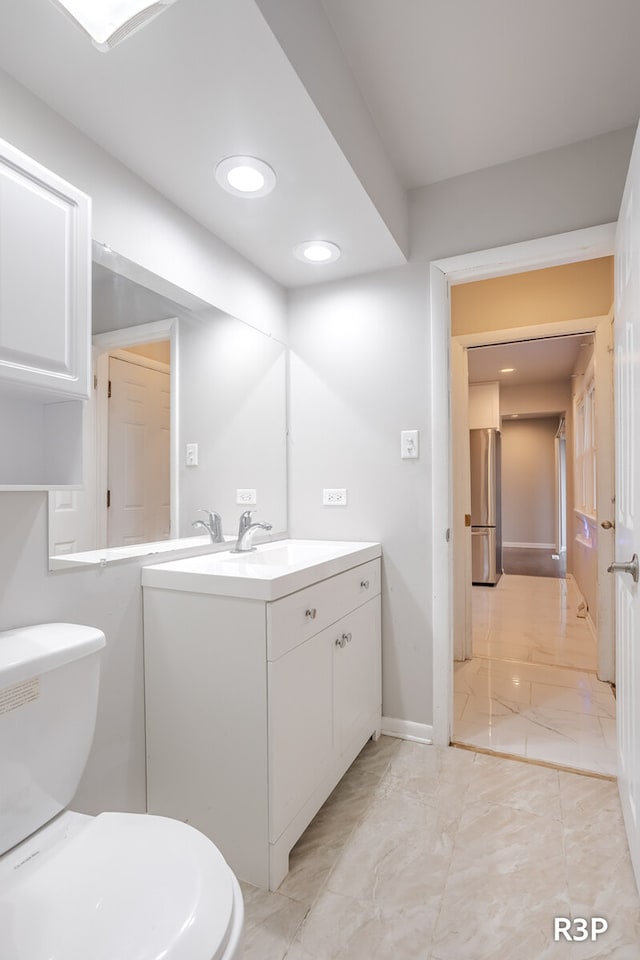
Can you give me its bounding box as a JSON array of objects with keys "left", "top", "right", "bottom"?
[
  {"left": 381, "top": 716, "right": 434, "bottom": 744},
  {"left": 503, "top": 541, "right": 556, "bottom": 550}
]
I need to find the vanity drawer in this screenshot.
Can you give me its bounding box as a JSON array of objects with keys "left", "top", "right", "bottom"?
[{"left": 267, "top": 558, "right": 380, "bottom": 661}]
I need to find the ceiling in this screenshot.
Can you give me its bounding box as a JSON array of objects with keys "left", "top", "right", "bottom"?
[
  {"left": 467, "top": 333, "right": 594, "bottom": 387},
  {"left": 321, "top": 0, "right": 640, "bottom": 188},
  {"left": 1, "top": 0, "right": 639, "bottom": 287}
]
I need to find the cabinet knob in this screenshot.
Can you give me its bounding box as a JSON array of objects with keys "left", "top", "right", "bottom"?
[
  {"left": 343, "top": 632, "right": 352, "bottom": 644},
  {"left": 361, "top": 579, "right": 370, "bottom": 590},
  {"left": 335, "top": 636, "right": 346, "bottom": 648},
  {"left": 305, "top": 608, "right": 317, "bottom": 620}
]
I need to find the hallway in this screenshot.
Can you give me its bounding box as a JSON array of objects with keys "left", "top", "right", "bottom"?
[{"left": 453, "top": 574, "right": 616, "bottom": 776}]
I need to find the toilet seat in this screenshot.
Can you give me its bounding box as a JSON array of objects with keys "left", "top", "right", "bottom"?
[{"left": 0, "top": 810, "right": 243, "bottom": 960}]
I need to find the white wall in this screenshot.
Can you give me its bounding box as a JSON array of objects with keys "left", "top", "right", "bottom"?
[
  {"left": 288, "top": 262, "right": 431, "bottom": 723},
  {"left": 500, "top": 380, "right": 574, "bottom": 566},
  {"left": 0, "top": 74, "right": 286, "bottom": 815},
  {"left": 410, "top": 127, "right": 634, "bottom": 261},
  {"left": 288, "top": 128, "right": 632, "bottom": 727},
  {"left": 0, "top": 68, "right": 287, "bottom": 343},
  {"left": 501, "top": 418, "right": 559, "bottom": 547}
]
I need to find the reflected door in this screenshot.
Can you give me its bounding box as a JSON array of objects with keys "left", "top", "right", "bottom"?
[{"left": 107, "top": 356, "right": 170, "bottom": 546}]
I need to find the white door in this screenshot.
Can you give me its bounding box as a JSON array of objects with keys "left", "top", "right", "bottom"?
[
  {"left": 107, "top": 355, "right": 170, "bottom": 546},
  {"left": 613, "top": 125, "right": 640, "bottom": 886}
]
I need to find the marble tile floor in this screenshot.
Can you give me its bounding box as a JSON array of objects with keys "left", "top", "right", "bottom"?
[
  {"left": 240, "top": 736, "right": 640, "bottom": 959},
  {"left": 503, "top": 546, "right": 567, "bottom": 579},
  {"left": 454, "top": 574, "right": 616, "bottom": 776}
]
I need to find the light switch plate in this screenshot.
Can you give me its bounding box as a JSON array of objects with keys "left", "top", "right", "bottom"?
[
  {"left": 236, "top": 489, "right": 257, "bottom": 505},
  {"left": 401, "top": 430, "right": 419, "bottom": 459}
]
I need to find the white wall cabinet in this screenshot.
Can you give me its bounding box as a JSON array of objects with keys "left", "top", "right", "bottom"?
[
  {"left": 0, "top": 136, "right": 91, "bottom": 489},
  {"left": 469, "top": 381, "right": 500, "bottom": 430},
  {"left": 143, "top": 556, "right": 381, "bottom": 890}
]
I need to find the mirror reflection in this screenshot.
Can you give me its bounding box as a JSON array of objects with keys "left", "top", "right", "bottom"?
[{"left": 48, "top": 248, "right": 287, "bottom": 565}]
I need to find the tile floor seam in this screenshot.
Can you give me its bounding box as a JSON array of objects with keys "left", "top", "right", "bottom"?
[
  {"left": 422, "top": 751, "right": 478, "bottom": 958},
  {"left": 285, "top": 746, "right": 398, "bottom": 916},
  {"left": 280, "top": 903, "right": 312, "bottom": 960}
]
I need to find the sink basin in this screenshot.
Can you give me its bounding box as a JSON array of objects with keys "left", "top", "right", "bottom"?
[{"left": 141, "top": 539, "right": 381, "bottom": 600}]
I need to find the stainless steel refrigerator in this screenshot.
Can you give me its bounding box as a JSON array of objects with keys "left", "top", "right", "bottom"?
[{"left": 470, "top": 428, "right": 502, "bottom": 585}]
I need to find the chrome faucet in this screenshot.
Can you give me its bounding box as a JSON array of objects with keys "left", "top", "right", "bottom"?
[
  {"left": 232, "top": 510, "right": 272, "bottom": 553},
  {"left": 192, "top": 509, "right": 224, "bottom": 543}
]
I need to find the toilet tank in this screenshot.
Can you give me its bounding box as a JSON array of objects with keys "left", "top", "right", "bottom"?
[{"left": 0, "top": 623, "right": 106, "bottom": 855}]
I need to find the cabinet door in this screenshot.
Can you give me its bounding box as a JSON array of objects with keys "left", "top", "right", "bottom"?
[
  {"left": 0, "top": 138, "right": 90, "bottom": 398},
  {"left": 268, "top": 628, "right": 333, "bottom": 842},
  {"left": 334, "top": 599, "right": 381, "bottom": 758}
]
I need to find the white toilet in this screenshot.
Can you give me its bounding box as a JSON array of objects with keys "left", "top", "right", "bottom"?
[{"left": 0, "top": 623, "right": 244, "bottom": 960}]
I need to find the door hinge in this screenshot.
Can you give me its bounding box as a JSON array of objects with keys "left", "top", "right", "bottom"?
[
  {"left": 93, "top": 374, "right": 98, "bottom": 390},
  {"left": 108, "top": 380, "right": 112, "bottom": 399},
  {"left": 446, "top": 528, "right": 451, "bottom": 542},
  {"left": 107, "top": 489, "right": 111, "bottom": 508}
]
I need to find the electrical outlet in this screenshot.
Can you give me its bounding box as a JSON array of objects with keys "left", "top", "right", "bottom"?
[
  {"left": 236, "top": 488, "right": 257, "bottom": 505},
  {"left": 186, "top": 443, "right": 198, "bottom": 466},
  {"left": 323, "top": 488, "right": 347, "bottom": 506}
]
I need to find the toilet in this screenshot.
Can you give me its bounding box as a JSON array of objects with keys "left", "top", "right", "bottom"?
[{"left": 0, "top": 623, "right": 243, "bottom": 960}]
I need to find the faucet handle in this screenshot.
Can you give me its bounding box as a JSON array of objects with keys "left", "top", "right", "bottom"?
[
  {"left": 199, "top": 508, "right": 222, "bottom": 524},
  {"left": 238, "top": 509, "right": 254, "bottom": 533}
]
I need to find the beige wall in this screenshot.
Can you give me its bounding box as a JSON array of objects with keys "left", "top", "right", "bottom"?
[
  {"left": 501, "top": 417, "right": 560, "bottom": 546},
  {"left": 451, "top": 257, "right": 613, "bottom": 338},
  {"left": 126, "top": 341, "right": 171, "bottom": 365}
]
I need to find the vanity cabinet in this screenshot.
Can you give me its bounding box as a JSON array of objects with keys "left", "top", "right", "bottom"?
[
  {"left": 143, "top": 552, "right": 381, "bottom": 890},
  {"left": 0, "top": 136, "right": 91, "bottom": 489}
]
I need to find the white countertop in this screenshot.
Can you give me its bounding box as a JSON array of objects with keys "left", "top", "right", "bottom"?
[
  {"left": 141, "top": 539, "right": 381, "bottom": 601},
  {"left": 49, "top": 535, "right": 236, "bottom": 570}
]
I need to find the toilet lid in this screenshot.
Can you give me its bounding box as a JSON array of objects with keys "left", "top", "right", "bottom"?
[{"left": 0, "top": 812, "right": 239, "bottom": 960}]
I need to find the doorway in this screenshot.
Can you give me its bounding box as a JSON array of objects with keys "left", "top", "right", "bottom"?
[
  {"left": 107, "top": 345, "right": 171, "bottom": 547},
  {"left": 429, "top": 223, "right": 617, "bottom": 753},
  {"left": 453, "top": 327, "right": 617, "bottom": 773}
]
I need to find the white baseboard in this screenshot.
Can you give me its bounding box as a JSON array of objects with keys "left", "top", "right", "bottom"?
[
  {"left": 503, "top": 541, "right": 556, "bottom": 550},
  {"left": 381, "top": 716, "right": 434, "bottom": 744}
]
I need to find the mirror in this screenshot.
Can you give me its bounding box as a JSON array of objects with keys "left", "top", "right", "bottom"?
[{"left": 48, "top": 245, "right": 287, "bottom": 566}]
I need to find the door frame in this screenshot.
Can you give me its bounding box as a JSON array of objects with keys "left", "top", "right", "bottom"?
[
  {"left": 429, "top": 223, "right": 616, "bottom": 746},
  {"left": 92, "top": 318, "right": 179, "bottom": 547}
]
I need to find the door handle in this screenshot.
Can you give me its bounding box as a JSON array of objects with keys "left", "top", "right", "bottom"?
[
  {"left": 600, "top": 520, "right": 615, "bottom": 530},
  {"left": 607, "top": 554, "right": 639, "bottom": 583}
]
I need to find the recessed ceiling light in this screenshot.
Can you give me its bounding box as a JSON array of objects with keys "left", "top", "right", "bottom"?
[
  {"left": 500, "top": 367, "right": 515, "bottom": 373},
  {"left": 293, "top": 240, "right": 341, "bottom": 264},
  {"left": 49, "top": 0, "right": 179, "bottom": 51},
  {"left": 215, "top": 156, "right": 276, "bottom": 198}
]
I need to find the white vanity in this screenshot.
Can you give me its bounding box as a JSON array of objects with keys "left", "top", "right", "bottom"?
[{"left": 142, "top": 539, "right": 382, "bottom": 890}]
